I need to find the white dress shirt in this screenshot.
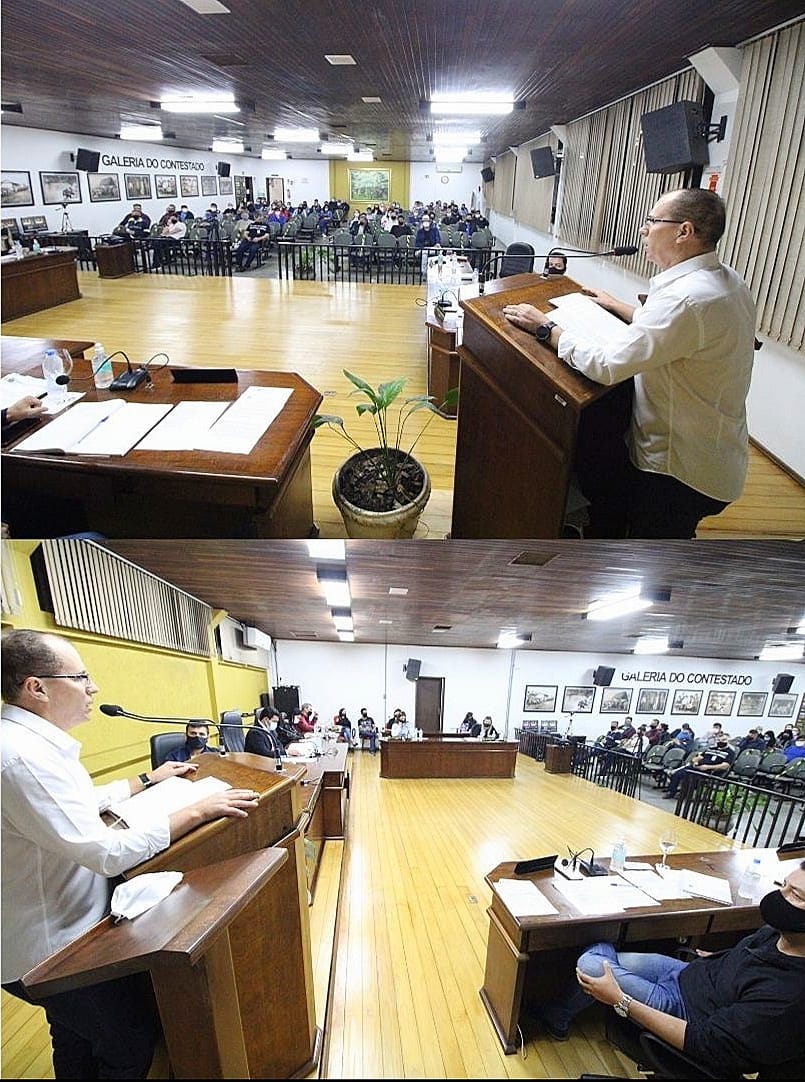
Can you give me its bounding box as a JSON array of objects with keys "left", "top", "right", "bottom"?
[
  {"left": 1, "top": 704, "right": 170, "bottom": 982},
  {"left": 557, "top": 251, "right": 756, "bottom": 502}
]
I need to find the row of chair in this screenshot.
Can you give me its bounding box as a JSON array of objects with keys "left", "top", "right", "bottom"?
[
  {"left": 641, "top": 740, "right": 805, "bottom": 793},
  {"left": 149, "top": 710, "right": 247, "bottom": 766}
]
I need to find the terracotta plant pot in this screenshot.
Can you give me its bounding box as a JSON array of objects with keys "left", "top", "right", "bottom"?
[{"left": 332, "top": 449, "right": 431, "bottom": 539}]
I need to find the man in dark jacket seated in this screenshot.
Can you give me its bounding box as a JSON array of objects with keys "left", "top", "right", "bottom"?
[
  {"left": 538, "top": 862, "right": 805, "bottom": 1077},
  {"left": 164, "top": 722, "right": 218, "bottom": 762}
]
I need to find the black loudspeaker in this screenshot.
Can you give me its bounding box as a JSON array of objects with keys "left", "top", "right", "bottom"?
[
  {"left": 530, "top": 147, "right": 555, "bottom": 179},
  {"left": 260, "top": 692, "right": 271, "bottom": 711},
  {"left": 217, "top": 161, "right": 231, "bottom": 177},
  {"left": 272, "top": 685, "right": 300, "bottom": 717},
  {"left": 75, "top": 148, "right": 100, "bottom": 172},
  {"left": 640, "top": 101, "right": 709, "bottom": 174},
  {"left": 772, "top": 673, "right": 794, "bottom": 695},
  {"left": 593, "top": 665, "right": 615, "bottom": 687},
  {"left": 404, "top": 659, "right": 421, "bottom": 681},
  {"left": 480, "top": 166, "right": 495, "bottom": 183}
]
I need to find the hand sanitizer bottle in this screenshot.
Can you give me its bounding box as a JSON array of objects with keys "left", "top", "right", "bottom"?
[
  {"left": 92, "top": 342, "right": 114, "bottom": 389},
  {"left": 611, "top": 839, "right": 627, "bottom": 872}
]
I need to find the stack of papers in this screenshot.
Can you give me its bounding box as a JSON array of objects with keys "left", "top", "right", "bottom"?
[
  {"left": 547, "top": 291, "right": 632, "bottom": 347},
  {"left": 0, "top": 371, "right": 84, "bottom": 415},
  {"left": 12, "top": 400, "right": 172, "bottom": 456},
  {"left": 553, "top": 875, "right": 660, "bottom": 915},
  {"left": 622, "top": 867, "right": 733, "bottom": 905},
  {"left": 194, "top": 385, "right": 292, "bottom": 455},
  {"left": 496, "top": 879, "right": 559, "bottom": 917},
  {"left": 109, "top": 775, "right": 232, "bottom": 829}
]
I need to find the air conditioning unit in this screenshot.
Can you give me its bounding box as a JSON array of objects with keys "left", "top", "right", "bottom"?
[{"left": 242, "top": 625, "right": 271, "bottom": 652}]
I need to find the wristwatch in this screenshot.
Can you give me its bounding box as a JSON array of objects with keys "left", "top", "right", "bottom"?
[
  {"left": 535, "top": 320, "right": 557, "bottom": 342},
  {"left": 613, "top": 994, "right": 633, "bottom": 1018},
  {"left": 138, "top": 772, "right": 153, "bottom": 789}
]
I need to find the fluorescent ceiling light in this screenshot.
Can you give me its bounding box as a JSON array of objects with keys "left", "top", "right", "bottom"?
[
  {"left": 633, "top": 636, "right": 669, "bottom": 655},
  {"left": 274, "top": 127, "right": 319, "bottom": 142},
  {"left": 212, "top": 139, "right": 243, "bottom": 153},
  {"left": 261, "top": 147, "right": 287, "bottom": 160},
  {"left": 433, "top": 131, "right": 480, "bottom": 145},
  {"left": 120, "top": 124, "right": 163, "bottom": 141},
  {"left": 497, "top": 630, "right": 527, "bottom": 649},
  {"left": 333, "top": 615, "right": 354, "bottom": 632},
  {"left": 161, "top": 95, "right": 239, "bottom": 114},
  {"left": 362, "top": 96, "right": 382, "bottom": 103},
  {"left": 586, "top": 587, "right": 653, "bottom": 622},
  {"left": 317, "top": 568, "right": 350, "bottom": 607},
  {"left": 347, "top": 150, "right": 374, "bottom": 161},
  {"left": 337, "top": 631, "right": 355, "bottom": 642},
  {"left": 325, "top": 54, "right": 356, "bottom": 65},
  {"left": 759, "top": 643, "right": 804, "bottom": 661},
  {"left": 434, "top": 148, "right": 468, "bottom": 161},
  {"left": 177, "top": 0, "right": 230, "bottom": 13},
  {"left": 320, "top": 141, "right": 352, "bottom": 155},
  {"left": 388, "top": 587, "right": 408, "bottom": 596},
  {"left": 378, "top": 619, "right": 392, "bottom": 625},
  {"left": 430, "top": 95, "right": 513, "bottom": 116},
  {"left": 306, "top": 540, "right": 345, "bottom": 560}
]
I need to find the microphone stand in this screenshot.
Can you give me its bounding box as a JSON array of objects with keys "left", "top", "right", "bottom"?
[
  {"left": 478, "top": 243, "right": 638, "bottom": 289},
  {"left": 100, "top": 703, "right": 234, "bottom": 755}
]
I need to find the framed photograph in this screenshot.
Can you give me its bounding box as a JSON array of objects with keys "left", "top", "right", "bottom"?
[
  {"left": 40, "top": 171, "right": 81, "bottom": 205},
  {"left": 1, "top": 170, "right": 34, "bottom": 206},
  {"left": 87, "top": 173, "right": 121, "bottom": 202},
  {"left": 704, "top": 690, "right": 737, "bottom": 716},
  {"left": 218, "top": 176, "right": 233, "bottom": 196},
  {"left": 124, "top": 174, "right": 152, "bottom": 200},
  {"left": 179, "top": 175, "right": 199, "bottom": 198},
  {"left": 348, "top": 167, "right": 390, "bottom": 203},
  {"left": 155, "top": 174, "right": 178, "bottom": 199},
  {"left": 600, "top": 687, "right": 633, "bottom": 713},
  {"left": 635, "top": 688, "right": 668, "bottom": 714},
  {"left": 1, "top": 217, "right": 19, "bottom": 234},
  {"left": 737, "top": 691, "right": 767, "bottom": 717},
  {"left": 769, "top": 693, "right": 797, "bottom": 719},
  {"left": 671, "top": 689, "right": 702, "bottom": 715},
  {"left": 200, "top": 175, "right": 218, "bottom": 197},
  {"left": 523, "top": 685, "right": 558, "bottom": 712},
  {"left": 267, "top": 176, "right": 284, "bottom": 204},
  {"left": 233, "top": 175, "right": 250, "bottom": 205},
  {"left": 561, "top": 686, "right": 595, "bottom": 713}
]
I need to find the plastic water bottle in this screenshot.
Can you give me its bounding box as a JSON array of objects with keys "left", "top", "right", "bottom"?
[
  {"left": 42, "top": 348, "right": 67, "bottom": 408},
  {"left": 611, "top": 839, "right": 627, "bottom": 873},
  {"left": 31, "top": 237, "right": 41, "bottom": 254},
  {"left": 737, "top": 856, "right": 763, "bottom": 902},
  {"left": 92, "top": 342, "right": 114, "bottom": 389},
  {"left": 13, "top": 239, "right": 24, "bottom": 260}
]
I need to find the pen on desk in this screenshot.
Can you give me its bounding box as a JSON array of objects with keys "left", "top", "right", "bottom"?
[{"left": 37, "top": 392, "right": 47, "bottom": 400}]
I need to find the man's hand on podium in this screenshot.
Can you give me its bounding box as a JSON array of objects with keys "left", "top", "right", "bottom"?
[{"left": 150, "top": 760, "right": 199, "bottom": 784}]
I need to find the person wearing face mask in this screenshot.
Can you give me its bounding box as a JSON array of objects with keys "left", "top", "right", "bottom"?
[
  {"left": 536, "top": 862, "right": 805, "bottom": 1077},
  {"left": 164, "top": 721, "right": 218, "bottom": 762},
  {"left": 244, "top": 707, "right": 286, "bottom": 760}
]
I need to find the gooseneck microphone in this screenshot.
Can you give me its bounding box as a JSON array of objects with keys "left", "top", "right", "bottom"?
[
  {"left": 100, "top": 702, "right": 236, "bottom": 754},
  {"left": 478, "top": 243, "right": 638, "bottom": 288},
  {"left": 574, "top": 846, "right": 609, "bottom": 877}
]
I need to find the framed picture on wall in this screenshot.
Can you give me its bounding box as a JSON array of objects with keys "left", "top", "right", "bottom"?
[
  {"left": 769, "top": 693, "right": 797, "bottom": 718},
  {"left": 233, "top": 175, "right": 251, "bottom": 205},
  {"left": 704, "top": 690, "right": 736, "bottom": 716},
  {"left": 671, "top": 689, "right": 702, "bottom": 715},
  {"left": 523, "top": 685, "right": 558, "bottom": 712},
  {"left": 87, "top": 173, "right": 121, "bottom": 202},
  {"left": 1, "top": 170, "right": 34, "bottom": 206},
  {"left": 738, "top": 691, "right": 768, "bottom": 717},
  {"left": 124, "top": 174, "right": 152, "bottom": 200},
  {"left": 179, "top": 175, "right": 199, "bottom": 198},
  {"left": 218, "top": 176, "right": 233, "bottom": 196},
  {"left": 200, "top": 175, "right": 218, "bottom": 197},
  {"left": 348, "top": 167, "right": 390, "bottom": 203},
  {"left": 155, "top": 175, "right": 178, "bottom": 199},
  {"left": 600, "top": 687, "right": 632, "bottom": 713},
  {"left": 40, "top": 171, "right": 81, "bottom": 204},
  {"left": 635, "top": 688, "right": 668, "bottom": 714},
  {"left": 562, "top": 686, "right": 594, "bottom": 713},
  {"left": 267, "top": 176, "right": 284, "bottom": 204}
]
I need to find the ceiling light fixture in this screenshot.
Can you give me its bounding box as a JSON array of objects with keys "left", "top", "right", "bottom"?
[
  {"left": 429, "top": 94, "right": 515, "bottom": 116},
  {"left": 496, "top": 630, "right": 530, "bottom": 649},
  {"left": 119, "top": 124, "right": 163, "bottom": 141},
  {"left": 758, "top": 643, "right": 804, "bottom": 661},
  {"left": 212, "top": 139, "right": 243, "bottom": 153},
  {"left": 261, "top": 147, "right": 287, "bottom": 160},
  {"left": 337, "top": 631, "right": 355, "bottom": 642},
  {"left": 585, "top": 587, "right": 653, "bottom": 622},
  {"left": 317, "top": 567, "right": 350, "bottom": 607},
  {"left": 177, "top": 0, "right": 230, "bottom": 13},
  {"left": 434, "top": 147, "right": 468, "bottom": 162},
  {"left": 633, "top": 636, "right": 670, "bottom": 655},
  {"left": 347, "top": 150, "right": 374, "bottom": 162},
  {"left": 325, "top": 54, "right": 356, "bottom": 65},
  {"left": 388, "top": 587, "right": 408, "bottom": 596},
  {"left": 320, "top": 141, "right": 353, "bottom": 155},
  {"left": 332, "top": 610, "right": 354, "bottom": 632},
  {"left": 433, "top": 131, "right": 480, "bottom": 146},
  {"left": 362, "top": 96, "right": 382, "bottom": 103},
  {"left": 161, "top": 95, "right": 239, "bottom": 114},
  {"left": 273, "top": 127, "right": 319, "bottom": 142}
]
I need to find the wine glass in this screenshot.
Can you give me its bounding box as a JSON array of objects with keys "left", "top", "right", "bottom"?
[{"left": 658, "top": 828, "right": 678, "bottom": 868}]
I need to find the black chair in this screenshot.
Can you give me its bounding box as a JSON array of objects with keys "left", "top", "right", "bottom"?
[
  {"left": 219, "top": 709, "right": 246, "bottom": 752},
  {"left": 604, "top": 1015, "right": 728, "bottom": 1079},
  {"left": 149, "top": 731, "right": 186, "bottom": 769},
  {"left": 499, "top": 241, "right": 535, "bottom": 277}
]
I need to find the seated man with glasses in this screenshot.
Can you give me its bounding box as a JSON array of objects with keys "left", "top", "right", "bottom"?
[
  {"left": 1, "top": 629, "right": 261, "bottom": 1079},
  {"left": 502, "top": 188, "right": 756, "bottom": 539}
]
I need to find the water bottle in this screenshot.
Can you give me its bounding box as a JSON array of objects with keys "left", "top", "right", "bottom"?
[
  {"left": 611, "top": 839, "right": 627, "bottom": 873},
  {"left": 13, "top": 239, "right": 24, "bottom": 260},
  {"left": 92, "top": 342, "right": 114, "bottom": 389},
  {"left": 737, "top": 856, "right": 763, "bottom": 902},
  {"left": 32, "top": 237, "right": 41, "bottom": 254},
  {"left": 42, "top": 348, "right": 67, "bottom": 408}
]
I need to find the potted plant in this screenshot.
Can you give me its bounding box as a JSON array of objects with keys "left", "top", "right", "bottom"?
[{"left": 313, "top": 370, "right": 457, "bottom": 538}]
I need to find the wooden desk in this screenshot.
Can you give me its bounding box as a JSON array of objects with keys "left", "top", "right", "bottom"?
[
  {"left": 2, "top": 359, "right": 322, "bottom": 538},
  {"left": 1, "top": 335, "right": 94, "bottom": 373},
  {"left": 481, "top": 849, "right": 763, "bottom": 1053},
  {"left": 452, "top": 273, "right": 631, "bottom": 538},
  {"left": 544, "top": 742, "right": 575, "bottom": 773},
  {"left": 1, "top": 249, "right": 82, "bottom": 321},
  {"left": 380, "top": 738, "right": 518, "bottom": 778},
  {"left": 300, "top": 743, "right": 350, "bottom": 839},
  {"left": 425, "top": 304, "right": 461, "bottom": 417}
]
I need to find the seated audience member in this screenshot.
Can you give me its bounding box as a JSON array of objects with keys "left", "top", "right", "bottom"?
[
  {"left": 645, "top": 720, "right": 663, "bottom": 747},
  {"left": 277, "top": 711, "right": 305, "bottom": 748},
  {"left": 334, "top": 707, "right": 354, "bottom": 744},
  {"left": 358, "top": 708, "right": 379, "bottom": 753},
  {"left": 481, "top": 716, "right": 500, "bottom": 740},
  {"left": 622, "top": 724, "right": 647, "bottom": 755},
  {"left": 599, "top": 721, "right": 622, "bottom": 749},
  {"left": 2, "top": 396, "right": 45, "bottom": 432},
  {"left": 178, "top": 205, "right": 194, "bottom": 222},
  {"left": 737, "top": 727, "right": 767, "bottom": 753},
  {"left": 383, "top": 708, "right": 402, "bottom": 737},
  {"left": 164, "top": 721, "right": 218, "bottom": 762},
  {"left": 670, "top": 722, "right": 695, "bottom": 750},
  {"left": 205, "top": 203, "right": 219, "bottom": 223},
  {"left": 391, "top": 711, "right": 412, "bottom": 740},
  {"left": 117, "top": 203, "right": 151, "bottom": 238},
  {"left": 349, "top": 213, "right": 371, "bottom": 237},
  {"left": 232, "top": 209, "right": 253, "bottom": 242},
  {"left": 777, "top": 724, "right": 797, "bottom": 749},
  {"left": 664, "top": 733, "right": 734, "bottom": 797},
  {"left": 762, "top": 728, "right": 777, "bottom": 750},
  {"left": 784, "top": 734, "right": 805, "bottom": 762},
  {"left": 158, "top": 204, "right": 178, "bottom": 228},
  {"left": 536, "top": 864, "right": 805, "bottom": 1078},
  {"left": 459, "top": 711, "right": 477, "bottom": 735},
  {"left": 151, "top": 214, "right": 186, "bottom": 268},
  {"left": 704, "top": 721, "right": 727, "bottom": 747},
  {"left": 543, "top": 252, "right": 567, "bottom": 275},
  {"left": 414, "top": 215, "right": 441, "bottom": 249},
  {"left": 234, "top": 219, "right": 269, "bottom": 271},
  {"left": 390, "top": 214, "right": 413, "bottom": 238},
  {"left": 245, "top": 707, "right": 285, "bottom": 759},
  {"left": 615, "top": 716, "right": 636, "bottom": 742}
]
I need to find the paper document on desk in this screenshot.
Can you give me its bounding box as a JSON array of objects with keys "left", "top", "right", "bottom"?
[
  {"left": 194, "top": 386, "right": 293, "bottom": 454},
  {"left": 0, "top": 372, "right": 84, "bottom": 415},
  {"left": 496, "top": 879, "right": 559, "bottom": 917},
  {"left": 547, "top": 292, "right": 631, "bottom": 347},
  {"left": 109, "top": 775, "right": 231, "bottom": 829},
  {"left": 12, "top": 399, "right": 127, "bottom": 453},
  {"left": 618, "top": 870, "right": 690, "bottom": 902},
  {"left": 135, "top": 401, "right": 230, "bottom": 450},
  {"left": 656, "top": 867, "right": 733, "bottom": 905},
  {"left": 553, "top": 875, "right": 660, "bottom": 915},
  {"left": 77, "top": 403, "right": 173, "bottom": 455}
]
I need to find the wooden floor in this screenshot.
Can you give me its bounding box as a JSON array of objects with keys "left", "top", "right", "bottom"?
[
  {"left": 2, "top": 271, "right": 803, "bottom": 539},
  {"left": 2, "top": 750, "right": 743, "bottom": 1080}
]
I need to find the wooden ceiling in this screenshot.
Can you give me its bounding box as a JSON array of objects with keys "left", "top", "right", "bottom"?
[
  {"left": 106, "top": 540, "right": 805, "bottom": 662},
  {"left": 2, "top": 1, "right": 802, "bottom": 164}
]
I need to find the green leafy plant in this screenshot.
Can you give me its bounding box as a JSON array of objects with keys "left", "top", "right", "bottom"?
[{"left": 313, "top": 370, "right": 457, "bottom": 504}]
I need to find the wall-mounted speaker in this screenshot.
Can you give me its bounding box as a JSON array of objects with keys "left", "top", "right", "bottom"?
[
  {"left": 593, "top": 665, "right": 615, "bottom": 687},
  {"left": 772, "top": 673, "right": 794, "bottom": 695},
  {"left": 640, "top": 101, "right": 709, "bottom": 174},
  {"left": 217, "top": 161, "right": 231, "bottom": 177},
  {"left": 530, "top": 147, "right": 555, "bottom": 179},
  {"left": 272, "top": 685, "right": 300, "bottom": 717},
  {"left": 480, "top": 166, "right": 495, "bottom": 183},
  {"left": 75, "top": 148, "right": 100, "bottom": 172},
  {"left": 404, "top": 658, "right": 421, "bottom": 681}
]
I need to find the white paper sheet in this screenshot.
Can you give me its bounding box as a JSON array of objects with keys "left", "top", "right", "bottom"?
[
  {"left": 547, "top": 291, "right": 632, "bottom": 347},
  {"left": 0, "top": 372, "right": 84, "bottom": 415},
  {"left": 109, "top": 775, "right": 231, "bottom": 830},
  {"left": 77, "top": 403, "right": 173, "bottom": 455},
  {"left": 619, "top": 870, "right": 690, "bottom": 902},
  {"left": 655, "top": 867, "right": 733, "bottom": 905},
  {"left": 134, "top": 401, "right": 230, "bottom": 451},
  {"left": 11, "top": 399, "right": 127, "bottom": 453},
  {"left": 552, "top": 874, "right": 660, "bottom": 915},
  {"left": 496, "top": 879, "right": 559, "bottom": 917},
  {"left": 194, "top": 385, "right": 292, "bottom": 455}
]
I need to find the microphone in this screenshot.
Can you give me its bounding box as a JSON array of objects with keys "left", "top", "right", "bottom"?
[
  {"left": 100, "top": 702, "right": 233, "bottom": 754},
  {"left": 575, "top": 846, "right": 608, "bottom": 877},
  {"left": 479, "top": 244, "right": 638, "bottom": 287}
]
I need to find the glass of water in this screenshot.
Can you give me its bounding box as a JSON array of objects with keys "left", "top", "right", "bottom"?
[{"left": 659, "top": 828, "right": 678, "bottom": 868}]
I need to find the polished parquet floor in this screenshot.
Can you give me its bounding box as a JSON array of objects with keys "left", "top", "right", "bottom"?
[{"left": 2, "top": 270, "right": 804, "bottom": 539}]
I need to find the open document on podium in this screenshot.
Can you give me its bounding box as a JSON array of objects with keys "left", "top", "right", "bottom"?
[
  {"left": 11, "top": 400, "right": 172, "bottom": 455},
  {"left": 547, "top": 291, "right": 632, "bottom": 347},
  {"left": 108, "top": 775, "right": 232, "bottom": 830}
]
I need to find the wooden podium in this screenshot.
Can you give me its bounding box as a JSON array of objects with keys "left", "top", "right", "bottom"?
[
  {"left": 24, "top": 754, "right": 320, "bottom": 1079},
  {"left": 452, "top": 273, "right": 632, "bottom": 538}
]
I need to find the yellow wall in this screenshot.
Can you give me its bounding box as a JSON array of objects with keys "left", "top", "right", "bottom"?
[
  {"left": 1, "top": 541, "right": 269, "bottom": 783},
  {"left": 329, "top": 160, "right": 409, "bottom": 211}
]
